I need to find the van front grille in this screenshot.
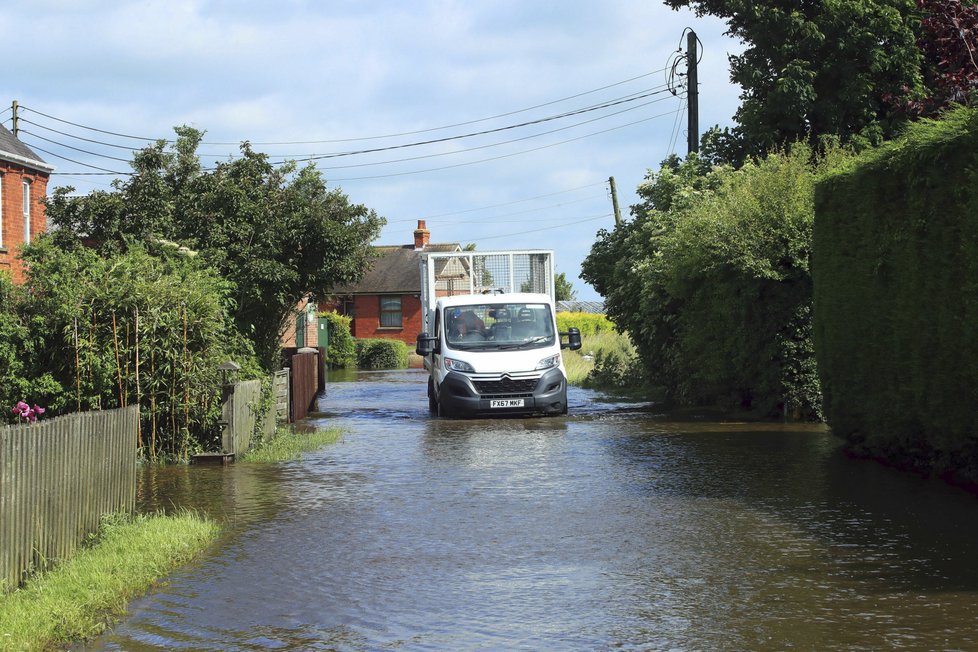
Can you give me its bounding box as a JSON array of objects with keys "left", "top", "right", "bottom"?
[{"left": 473, "top": 378, "right": 539, "bottom": 395}]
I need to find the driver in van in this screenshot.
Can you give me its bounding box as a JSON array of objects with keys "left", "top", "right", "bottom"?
[{"left": 449, "top": 309, "right": 487, "bottom": 340}]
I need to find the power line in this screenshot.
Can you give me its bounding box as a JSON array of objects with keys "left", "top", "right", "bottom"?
[
  {"left": 26, "top": 142, "right": 129, "bottom": 174},
  {"left": 19, "top": 68, "right": 670, "bottom": 147},
  {"left": 331, "top": 105, "right": 685, "bottom": 181},
  {"left": 25, "top": 84, "right": 672, "bottom": 174},
  {"left": 20, "top": 130, "right": 134, "bottom": 163},
  {"left": 306, "top": 93, "right": 676, "bottom": 171},
  {"left": 267, "top": 86, "right": 674, "bottom": 165}
]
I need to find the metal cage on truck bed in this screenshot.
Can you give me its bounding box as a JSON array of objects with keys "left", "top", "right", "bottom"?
[{"left": 419, "top": 250, "right": 555, "bottom": 304}]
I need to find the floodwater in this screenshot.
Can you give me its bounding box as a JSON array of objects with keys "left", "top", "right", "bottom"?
[{"left": 85, "top": 369, "right": 978, "bottom": 650}]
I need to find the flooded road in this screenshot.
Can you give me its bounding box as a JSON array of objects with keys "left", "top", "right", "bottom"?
[{"left": 88, "top": 369, "right": 978, "bottom": 650}]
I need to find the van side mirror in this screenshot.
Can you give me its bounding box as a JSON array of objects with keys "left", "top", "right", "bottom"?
[
  {"left": 416, "top": 333, "right": 438, "bottom": 356},
  {"left": 560, "top": 327, "right": 582, "bottom": 351}
]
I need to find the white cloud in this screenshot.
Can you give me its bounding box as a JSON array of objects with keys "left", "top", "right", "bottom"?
[{"left": 3, "top": 0, "right": 744, "bottom": 299}]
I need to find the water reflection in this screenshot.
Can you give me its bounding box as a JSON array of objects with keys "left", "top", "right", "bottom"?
[{"left": 86, "top": 370, "right": 978, "bottom": 651}]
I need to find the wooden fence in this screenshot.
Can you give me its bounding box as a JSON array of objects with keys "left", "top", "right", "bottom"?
[
  {"left": 0, "top": 406, "right": 138, "bottom": 591},
  {"left": 290, "top": 350, "right": 320, "bottom": 422}
]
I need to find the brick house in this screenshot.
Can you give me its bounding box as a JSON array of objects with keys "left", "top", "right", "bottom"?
[
  {"left": 0, "top": 125, "right": 53, "bottom": 283},
  {"left": 329, "top": 220, "right": 461, "bottom": 345},
  {"left": 280, "top": 294, "right": 321, "bottom": 349}
]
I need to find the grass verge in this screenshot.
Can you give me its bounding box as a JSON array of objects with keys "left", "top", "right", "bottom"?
[
  {"left": 563, "top": 330, "right": 638, "bottom": 386},
  {"left": 240, "top": 426, "right": 343, "bottom": 463},
  {"left": 0, "top": 511, "right": 219, "bottom": 651}
]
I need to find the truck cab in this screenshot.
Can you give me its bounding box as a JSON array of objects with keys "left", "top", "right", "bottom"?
[{"left": 414, "top": 250, "right": 580, "bottom": 418}]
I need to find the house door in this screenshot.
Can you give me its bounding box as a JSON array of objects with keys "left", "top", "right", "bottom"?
[
  {"left": 296, "top": 314, "right": 305, "bottom": 348},
  {"left": 318, "top": 319, "right": 329, "bottom": 349}
]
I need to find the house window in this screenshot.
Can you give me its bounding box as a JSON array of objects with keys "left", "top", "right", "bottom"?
[
  {"left": 379, "top": 295, "right": 402, "bottom": 328},
  {"left": 22, "top": 179, "right": 30, "bottom": 244},
  {"left": 0, "top": 175, "right": 4, "bottom": 248}
]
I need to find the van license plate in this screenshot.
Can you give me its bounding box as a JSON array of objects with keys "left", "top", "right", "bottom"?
[{"left": 490, "top": 399, "right": 525, "bottom": 408}]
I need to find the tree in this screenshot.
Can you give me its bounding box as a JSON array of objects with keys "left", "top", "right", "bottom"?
[
  {"left": 891, "top": 0, "right": 978, "bottom": 117},
  {"left": 664, "top": 0, "right": 925, "bottom": 159},
  {"left": 555, "top": 272, "right": 577, "bottom": 302},
  {"left": 46, "top": 127, "right": 385, "bottom": 369}
]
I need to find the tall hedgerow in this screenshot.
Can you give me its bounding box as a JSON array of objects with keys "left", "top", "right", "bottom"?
[{"left": 584, "top": 147, "right": 845, "bottom": 418}]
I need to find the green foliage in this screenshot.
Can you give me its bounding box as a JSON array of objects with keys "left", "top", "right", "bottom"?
[
  {"left": 45, "top": 127, "right": 385, "bottom": 370},
  {"left": 321, "top": 311, "right": 356, "bottom": 368},
  {"left": 584, "top": 147, "right": 842, "bottom": 418},
  {"left": 240, "top": 425, "right": 342, "bottom": 463},
  {"left": 664, "top": 0, "right": 925, "bottom": 162},
  {"left": 0, "top": 274, "right": 62, "bottom": 415},
  {"left": 562, "top": 328, "right": 645, "bottom": 390},
  {"left": 554, "top": 272, "right": 577, "bottom": 301},
  {"left": 15, "top": 238, "right": 257, "bottom": 460},
  {"left": 813, "top": 106, "right": 978, "bottom": 477},
  {"left": 355, "top": 338, "right": 409, "bottom": 369},
  {"left": 555, "top": 311, "right": 615, "bottom": 338}
]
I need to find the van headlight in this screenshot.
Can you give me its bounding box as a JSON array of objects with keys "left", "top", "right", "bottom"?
[
  {"left": 444, "top": 357, "right": 475, "bottom": 373},
  {"left": 535, "top": 353, "right": 561, "bottom": 370}
]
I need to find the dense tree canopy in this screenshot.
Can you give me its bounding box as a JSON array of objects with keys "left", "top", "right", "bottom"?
[
  {"left": 665, "top": 0, "right": 924, "bottom": 160},
  {"left": 46, "top": 128, "right": 385, "bottom": 369}
]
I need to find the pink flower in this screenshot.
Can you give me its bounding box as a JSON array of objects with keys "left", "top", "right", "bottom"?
[{"left": 10, "top": 401, "right": 44, "bottom": 423}]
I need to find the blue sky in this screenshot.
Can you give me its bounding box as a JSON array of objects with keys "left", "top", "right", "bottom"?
[{"left": 2, "top": 1, "right": 743, "bottom": 301}]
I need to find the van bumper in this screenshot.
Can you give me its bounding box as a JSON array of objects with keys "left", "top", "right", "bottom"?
[{"left": 437, "top": 369, "right": 568, "bottom": 418}]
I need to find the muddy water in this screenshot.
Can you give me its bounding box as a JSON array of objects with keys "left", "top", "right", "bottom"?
[{"left": 86, "top": 369, "right": 978, "bottom": 650}]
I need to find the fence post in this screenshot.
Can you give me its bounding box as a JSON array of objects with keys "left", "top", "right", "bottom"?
[{"left": 220, "top": 382, "right": 235, "bottom": 454}]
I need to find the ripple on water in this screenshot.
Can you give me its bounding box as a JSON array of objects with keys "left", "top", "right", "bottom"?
[{"left": 88, "top": 371, "right": 978, "bottom": 651}]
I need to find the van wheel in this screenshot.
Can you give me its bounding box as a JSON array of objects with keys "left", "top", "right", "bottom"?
[{"left": 428, "top": 378, "right": 438, "bottom": 415}]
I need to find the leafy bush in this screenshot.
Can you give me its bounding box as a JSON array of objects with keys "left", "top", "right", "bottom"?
[
  {"left": 320, "top": 312, "right": 356, "bottom": 368},
  {"left": 583, "top": 147, "right": 842, "bottom": 418},
  {"left": 15, "top": 238, "right": 258, "bottom": 461},
  {"left": 355, "top": 338, "right": 409, "bottom": 369}
]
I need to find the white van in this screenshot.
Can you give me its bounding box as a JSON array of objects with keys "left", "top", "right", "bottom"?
[{"left": 415, "top": 251, "right": 581, "bottom": 417}]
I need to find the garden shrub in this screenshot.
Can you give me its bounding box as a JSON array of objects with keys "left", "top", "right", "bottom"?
[
  {"left": 321, "top": 311, "right": 356, "bottom": 368},
  {"left": 355, "top": 338, "right": 409, "bottom": 369}
]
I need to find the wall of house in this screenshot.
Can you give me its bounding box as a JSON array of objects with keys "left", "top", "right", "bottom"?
[
  {"left": 280, "top": 296, "right": 321, "bottom": 349},
  {"left": 0, "top": 163, "right": 48, "bottom": 284},
  {"left": 352, "top": 294, "right": 423, "bottom": 344}
]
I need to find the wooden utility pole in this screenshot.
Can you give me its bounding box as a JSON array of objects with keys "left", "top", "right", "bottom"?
[
  {"left": 609, "top": 176, "right": 622, "bottom": 226},
  {"left": 686, "top": 31, "right": 699, "bottom": 155},
  {"left": 11, "top": 100, "right": 19, "bottom": 137}
]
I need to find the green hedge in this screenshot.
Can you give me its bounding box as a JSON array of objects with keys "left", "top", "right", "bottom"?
[
  {"left": 813, "top": 107, "right": 978, "bottom": 479},
  {"left": 355, "top": 338, "right": 409, "bottom": 369},
  {"left": 320, "top": 312, "right": 356, "bottom": 368},
  {"left": 555, "top": 312, "right": 615, "bottom": 337}
]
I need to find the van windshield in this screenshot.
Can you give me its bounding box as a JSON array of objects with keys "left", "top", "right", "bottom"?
[{"left": 444, "top": 302, "right": 555, "bottom": 351}]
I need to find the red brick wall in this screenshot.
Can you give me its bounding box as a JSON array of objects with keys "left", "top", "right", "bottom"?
[
  {"left": 352, "top": 294, "right": 423, "bottom": 344},
  {"left": 0, "top": 163, "right": 48, "bottom": 284},
  {"left": 279, "top": 296, "right": 321, "bottom": 349}
]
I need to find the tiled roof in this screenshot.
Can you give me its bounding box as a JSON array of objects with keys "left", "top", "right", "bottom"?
[
  {"left": 0, "top": 124, "right": 52, "bottom": 172},
  {"left": 332, "top": 243, "right": 461, "bottom": 294}
]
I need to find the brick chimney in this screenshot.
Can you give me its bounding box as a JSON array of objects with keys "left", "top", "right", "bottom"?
[{"left": 413, "top": 219, "right": 430, "bottom": 250}]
